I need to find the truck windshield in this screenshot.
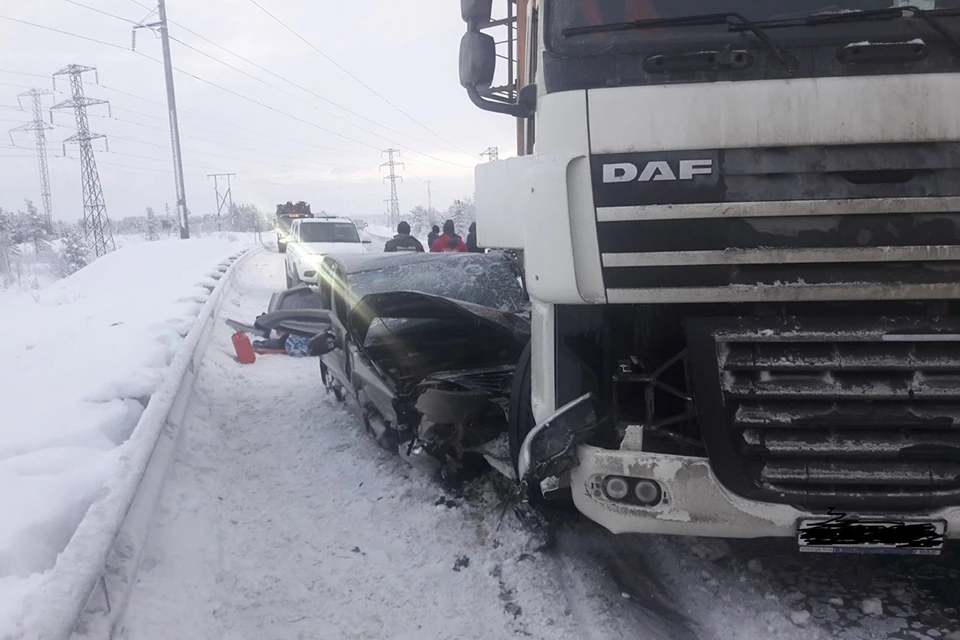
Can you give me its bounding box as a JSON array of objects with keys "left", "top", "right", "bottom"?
[
  {"left": 299, "top": 222, "right": 360, "bottom": 243},
  {"left": 551, "top": 0, "right": 960, "bottom": 52}
]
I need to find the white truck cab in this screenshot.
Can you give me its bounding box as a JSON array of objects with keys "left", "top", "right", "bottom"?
[
  {"left": 284, "top": 217, "right": 370, "bottom": 288},
  {"left": 458, "top": 0, "right": 960, "bottom": 554}
]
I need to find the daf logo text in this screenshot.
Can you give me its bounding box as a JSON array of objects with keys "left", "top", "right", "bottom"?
[{"left": 602, "top": 159, "right": 714, "bottom": 183}]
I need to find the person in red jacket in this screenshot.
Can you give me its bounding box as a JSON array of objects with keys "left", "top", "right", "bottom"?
[{"left": 430, "top": 219, "right": 468, "bottom": 253}]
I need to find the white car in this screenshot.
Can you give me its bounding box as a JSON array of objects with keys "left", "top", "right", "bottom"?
[{"left": 284, "top": 217, "right": 370, "bottom": 288}]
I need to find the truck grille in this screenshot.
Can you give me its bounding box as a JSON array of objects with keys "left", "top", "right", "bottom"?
[{"left": 686, "top": 317, "right": 960, "bottom": 511}]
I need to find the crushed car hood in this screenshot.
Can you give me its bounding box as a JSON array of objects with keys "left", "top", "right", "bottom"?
[{"left": 347, "top": 290, "right": 530, "bottom": 345}]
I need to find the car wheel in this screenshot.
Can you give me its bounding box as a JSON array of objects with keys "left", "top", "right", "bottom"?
[{"left": 285, "top": 265, "right": 294, "bottom": 289}]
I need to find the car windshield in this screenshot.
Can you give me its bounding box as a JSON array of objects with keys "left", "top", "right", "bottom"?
[
  {"left": 299, "top": 222, "right": 360, "bottom": 243},
  {"left": 550, "top": 0, "right": 960, "bottom": 52},
  {"left": 347, "top": 255, "right": 527, "bottom": 313}
]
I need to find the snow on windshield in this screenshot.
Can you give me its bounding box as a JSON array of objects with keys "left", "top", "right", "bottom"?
[{"left": 348, "top": 255, "right": 526, "bottom": 313}]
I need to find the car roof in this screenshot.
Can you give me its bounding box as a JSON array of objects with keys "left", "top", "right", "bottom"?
[
  {"left": 322, "top": 251, "right": 514, "bottom": 276},
  {"left": 299, "top": 217, "right": 354, "bottom": 225}
]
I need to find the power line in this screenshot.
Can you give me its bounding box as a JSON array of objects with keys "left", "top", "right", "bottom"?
[
  {"left": 0, "top": 17, "right": 470, "bottom": 170},
  {"left": 243, "top": 0, "right": 475, "bottom": 159},
  {"left": 64, "top": 0, "right": 140, "bottom": 25},
  {"left": 164, "top": 33, "right": 439, "bottom": 150},
  {"left": 163, "top": 35, "right": 470, "bottom": 168},
  {"left": 0, "top": 15, "right": 145, "bottom": 55}
]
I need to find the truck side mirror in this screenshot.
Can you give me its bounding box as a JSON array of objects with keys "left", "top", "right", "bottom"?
[
  {"left": 459, "top": 32, "right": 496, "bottom": 90},
  {"left": 461, "top": 0, "right": 493, "bottom": 25}
]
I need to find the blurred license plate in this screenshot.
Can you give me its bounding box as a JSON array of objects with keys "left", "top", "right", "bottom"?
[{"left": 797, "top": 517, "right": 946, "bottom": 556}]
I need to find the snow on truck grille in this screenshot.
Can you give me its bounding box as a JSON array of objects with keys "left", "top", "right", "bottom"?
[{"left": 685, "top": 317, "right": 960, "bottom": 512}]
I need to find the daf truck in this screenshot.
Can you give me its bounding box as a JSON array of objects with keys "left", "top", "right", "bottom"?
[{"left": 458, "top": 0, "right": 960, "bottom": 554}]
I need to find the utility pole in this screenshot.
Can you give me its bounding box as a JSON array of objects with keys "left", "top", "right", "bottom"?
[
  {"left": 51, "top": 65, "right": 115, "bottom": 258},
  {"left": 135, "top": 0, "right": 190, "bottom": 239},
  {"left": 426, "top": 181, "right": 433, "bottom": 211},
  {"left": 9, "top": 89, "right": 55, "bottom": 230},
  {"left": 207, "top": 173, "right": 235, "bottom": 231},
  {"left": 380, "top": 148, "right": 404, "bottom": 228},
  {"left": 481, "top": 146, "right": 499, "bottom": 162}
]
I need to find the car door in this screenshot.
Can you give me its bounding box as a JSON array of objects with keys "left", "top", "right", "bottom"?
[{"left": 321, "top": 263, "right": 355, "bottom": 401}]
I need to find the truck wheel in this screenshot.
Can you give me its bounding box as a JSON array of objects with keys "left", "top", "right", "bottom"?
[
  {"left": 509, "top": 343, "right": 573, "bottom": 506},
  {"left": 509, "top": 343, "right": 538, "bottom": 482}
]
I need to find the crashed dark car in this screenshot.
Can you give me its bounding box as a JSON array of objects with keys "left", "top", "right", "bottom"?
[{"left": 308, "top": 251, "right": 530, "bottom": 484}]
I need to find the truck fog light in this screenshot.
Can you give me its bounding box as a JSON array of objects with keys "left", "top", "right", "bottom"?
[
  {"left": 603, "top": 476, "right": 630, "bottom": 501},
  {"left": 634, "top": 479, "right": 662, "bottom": 506}
]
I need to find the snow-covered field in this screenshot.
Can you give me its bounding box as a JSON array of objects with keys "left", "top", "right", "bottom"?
[{"left": 0, "top": 234, "right": 257, "bottom": 635}]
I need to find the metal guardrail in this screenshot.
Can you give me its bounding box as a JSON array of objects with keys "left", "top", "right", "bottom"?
[{"left": 14, "top": 247, "right": 261, "bottom": 640}]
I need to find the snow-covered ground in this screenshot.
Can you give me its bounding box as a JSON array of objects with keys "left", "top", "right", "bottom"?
[
  {"left": 115, "top": 251, "right": 960, "bottom": 640},
  {"left": 0, "top": 234, "right": 258, "bottom": 635}
]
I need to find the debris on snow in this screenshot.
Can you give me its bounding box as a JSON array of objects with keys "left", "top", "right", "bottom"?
[
  {"left": 862, "top": 598, "right": 884, "bottom": 616},
  {"left": 790, "top": 610, "right": 812, "bottom": 627},
  {"left": 453, "top": 555, "right": 470, "bottom": 572}
]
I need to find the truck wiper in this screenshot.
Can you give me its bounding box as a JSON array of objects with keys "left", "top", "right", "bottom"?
[
  {"left": 562, "top": 13, "right": 800, "bottom": 72},
  {"left": 728, "top": 6, "right": 960, "bottom": 56}
]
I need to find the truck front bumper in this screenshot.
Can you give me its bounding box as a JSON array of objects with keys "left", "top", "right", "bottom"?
[{"left": 569, "top": 446, "right": 960, "bottom": 539}]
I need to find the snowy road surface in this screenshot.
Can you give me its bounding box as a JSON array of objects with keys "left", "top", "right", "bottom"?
[{"left": 119, "top": 250, "right": 960, "bottom": 640}]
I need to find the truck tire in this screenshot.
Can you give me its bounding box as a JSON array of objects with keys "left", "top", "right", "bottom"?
[
  {"left": 509, "top": 342, "right": 536, "bottom": 477},
  {"left": 509, "top": 343, "right": 573, "bottom": 505}
]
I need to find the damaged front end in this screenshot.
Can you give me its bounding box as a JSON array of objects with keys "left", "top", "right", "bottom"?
[{"left": 345, "top": 291, "right": 530, "bottom": 486}]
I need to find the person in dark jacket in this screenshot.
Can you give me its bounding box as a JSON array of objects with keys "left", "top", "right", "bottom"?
[
  {"left": 427, "top": 224, "right": 440, "bottom": 249},
  {"left": 466, "top": 222, "right": 483, "bottom": 253},
  {"left": 430, "top": 219, "right": 468, "bottom": 253},
  {"left": 384, "top": 221, "right": 424, "bottom": 252}
]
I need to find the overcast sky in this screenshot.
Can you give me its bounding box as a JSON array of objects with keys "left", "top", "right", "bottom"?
[{"left": 0, "top": 0, "right": 515, "bottom": 223}]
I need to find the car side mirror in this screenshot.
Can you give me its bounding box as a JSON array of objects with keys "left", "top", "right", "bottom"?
[{"left": 308, "top": 330, "right": 341, "bottom": 357}]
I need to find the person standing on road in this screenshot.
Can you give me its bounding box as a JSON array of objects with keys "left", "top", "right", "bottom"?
[
  {"left": 384, "top": 221, "right": 425, "bottom": 252},
  {"left": 430, "top": 219, "right": 468, "bottom": 253},
  {"left": 466, "top": 222, "right": 483, "bottom": 253},
  {"left": 427, "top": 224, "right": 441, "bottom": 249}
]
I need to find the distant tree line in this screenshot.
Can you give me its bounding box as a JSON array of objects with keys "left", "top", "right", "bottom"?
[{"left": 405, "top": 197, "right": 476, "bottom": 236}]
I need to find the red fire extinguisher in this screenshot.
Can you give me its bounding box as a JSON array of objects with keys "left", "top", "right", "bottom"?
[{"left": 231, "top": 330, "right": 256, "bottom": 364}]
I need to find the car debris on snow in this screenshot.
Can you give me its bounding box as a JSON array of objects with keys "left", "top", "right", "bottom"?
[{"left": 453, "top": 555, "right": 470, "bottom": 572}]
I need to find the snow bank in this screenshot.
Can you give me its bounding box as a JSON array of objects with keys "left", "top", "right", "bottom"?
[{"left": 0, "top": 235, "right": 257, "bottom": 636}]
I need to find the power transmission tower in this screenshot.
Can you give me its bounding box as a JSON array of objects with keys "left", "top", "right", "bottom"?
[
  {"left": 380, "top": 148, "right": 404, "bottom": 228},
  {"left": 134, "top": 0, "right": 191, "bottom": 239},
  {"left": 51, "top": 65, "right": 115, "bottom": 258},
  {"left": 481, "top": 146, "right": 499, "bottom": 162},
  {"left": 9, "top": 89, "right": 55, "bottom": 230},
  {"left": 208, "top": 173, "right": 235, "bottom": 231}
]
